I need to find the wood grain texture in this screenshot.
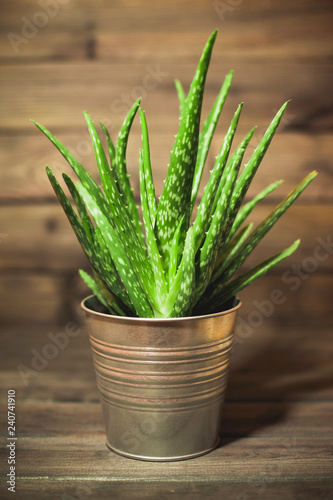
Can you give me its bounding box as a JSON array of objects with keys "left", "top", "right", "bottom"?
[
  {"left": 0, "top": 0, "right": 332, "bottom": 326},
  {"left": 0, "top": 132, "right": 331, "bottom": 202},
  {"left": 1, "top": 3, "right": 332, "bottom": 496},
  {"left": 1, "top": 480, "right": 332, "bottom": 500},
  {"left": 1, "top": 399, "right": 332, "bottom": 438},
  {"left": 0, "top": 274, "right": 69, "bottom": 324},
  {"left": 1, "top": 0, "right": 332, "bottom": 62},
  {"left": 1, "top": 324, "right": 332, "bottom": 399},
  {"left": 0, "top": 271, "right": 331, "bottom": 326},
  {"left": 1, "top": 435, "right": 330, "bottom": 481},
  {"left": 1, "top": 61, "right": 331, "bottom": 133},
  {"left": 1, "top": 319, "right": 332, "bottom": 498},
  {"left": 0, "top": 0, "right": 331, "bottom": 409},
  {"left": 0, "top": 204, "right": 331, "bottom": 270}
]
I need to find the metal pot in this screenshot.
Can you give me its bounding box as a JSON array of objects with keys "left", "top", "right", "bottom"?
[{"left": 81, "top": 296, "right": 241, "bottom": 461}]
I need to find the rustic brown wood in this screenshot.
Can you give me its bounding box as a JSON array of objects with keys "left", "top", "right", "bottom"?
[
  {"left": 2, "top": 480, "right": 332, "bottom": 500},
  {"left": 1, "top": 62, "right": 331, "bottom": 133},
  {"left": 0, "top": 132, "right": 331, "bottom": 202},
  {"left": 0, "top": 205, "right": 88, "bottom": 271},
  {"left": 0, "top": 271, "right": 331, "bottom": 326},
  {"left": 0, "top": 399, "right": 332, "bottom": 438},
  {"left": 1, "top": 435, "right": 331, "bottom": 480},
  {"left": 0, "top": 274, "right": 70, "bottom": 324},
  {"left": 1, "top": 324, "right": 332, "bottom": 399},
  {"left": 1, "top": 320, "right": 332, "bottom": 497},
  {"left": 0, "top": 2, "right": 332, "bottom": 496},
  {"left": 238, "top": 273, "right": 333, "bottom": 325},
  {"left": 0, "top": 204, "right": 331, "bottom": 271},
  {"left": 1, "top": 0, "right": 332, "bottom": 62}
]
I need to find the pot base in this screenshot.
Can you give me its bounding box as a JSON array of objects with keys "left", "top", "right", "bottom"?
[
  {"left": 82, "top": 295, "right": 240, "bottom": 461},
  {"left": 105, "top": 437, "right": 220, "bottom": 462}
]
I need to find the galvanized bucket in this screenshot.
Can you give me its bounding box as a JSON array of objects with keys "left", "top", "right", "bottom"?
[{"left": 82, "top": 296, "right": 241, "bottom": 461}]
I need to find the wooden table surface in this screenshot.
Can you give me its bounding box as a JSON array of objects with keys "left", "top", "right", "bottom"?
[{"left": 1, "top": 317, "right": 333, "bottom": 499}]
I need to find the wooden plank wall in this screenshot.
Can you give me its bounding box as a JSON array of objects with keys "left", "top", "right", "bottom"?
[{"left": 0, "top": 0, "right": 332, "bottom": 326}]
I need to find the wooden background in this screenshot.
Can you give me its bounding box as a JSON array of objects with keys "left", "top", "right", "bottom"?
[
  {"left": 1, "top": 2, "right": 333, "bottom": 498},
  {"left": 0, "top": 0, "right": 332, "bottom": 327}
]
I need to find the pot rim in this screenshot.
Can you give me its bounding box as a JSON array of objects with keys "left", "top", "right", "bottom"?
[{"left": 81, "top": 295, "right": 241, "bottom": 324}]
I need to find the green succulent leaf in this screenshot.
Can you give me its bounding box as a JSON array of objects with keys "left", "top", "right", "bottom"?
[
  {"left": 212, "top": 222, "right": 254, "bottom": 282},
  {"left": 168, "top": 215, "right": 185, "bottom": 284},
  {"left": 195, "top": 145, "right": 245, "bottom": 302},
  {"left": 215, "top": 102, "right": 291, "bottom": 260},
  {"left": 115, "top": 99, "right": 144, "bottom": 243},
  {"left": 174, "top": 79, "right": 186, "bottom": 120},
  {"left": 62, "top": 173, "right": 95, "bottom": 245},
  {"left": 139, "top": 149, "right": 167, "bottom": 311},
  {"left": 202, "top": 171, "right": 318, "bottom": 306},
  {"left": 197, "top": 239, "right": 301, "bottom": 315},
  {"left": 79, "top": 269, "right": 114, "bottom": 313},
  {"left": 155, "top": 30, "right": 218, "bottom": 268},
  {"left": 93, "top": 226, "right": 134, "bottom": 313},
  {"left": 193, "top": 102, "right": 243, "bottom": 249},
  {"left": 33, "top": 121, "right": 110, "bottom": 218},
  {"left": 100, "top": 122, "right": 116, "bottom": 172},
  {"left": 48, "top": 166, "right": 133, "bottom": 314},
  {"left": 139, "top": 108, "right": 158, "bottom": 225},
  {"left": 92, "top": 270, "right": 130, "bottom": 316},
  {"left": 83, "top": 111, "right": 156, "bottom": 298},
  {"left": 226, "top": 171, "right": 317, "bottom": 280},
  {"left": 37, "top": 31, "right": 317, "bottom": 319},
  {"left": 191, "top": 70, "right": 234, "bottom": 206},
  {"left": 77, "top": 182, "right": 154, "bottom": 317},
  {"left": 209, "top": 127, "right": 256, "bottom": 219},
  {"left": 45, "top": 166, "right": 91, "bottom": 256},
  {"left": 170, "top": 227, "right": 196, "bottom": 317},
  {"left": 228, "top": 179, "right": 284, "bottom": 240}
]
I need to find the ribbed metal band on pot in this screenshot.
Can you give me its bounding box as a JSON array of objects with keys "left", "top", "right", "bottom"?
[{"left": 82, "top": 296, "right": 241, "bottom": 461}]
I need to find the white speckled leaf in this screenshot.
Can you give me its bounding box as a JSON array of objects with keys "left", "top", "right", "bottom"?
[
  {"left": 205, "top": 171, "right": 318, "bottom": 303},
  {"left": 222, "top": 102, "right": 290, "bottom": 245},
  {"left": 77, "top": 182, "right": 154, "bottom": 317},
  {"left": 139, "top": 109, "right": 158, "bottom": 225},
  {"left": 114, "top": 99, "right": 144, "bottom": 242},
  {"left": 191, "top": 70, "right": 234, "bottom": 206},
  {"left": 139, "top": 150, "right": 167, "bottom": 314},
  {"left": 170, "top": 226, "right": 196, "bottom": 317},
  {"left": 84, "top": 111, "right": 155, "bottom": 298},
  {"left": 33, "top": 120, "right": 110, "bottom": 219},
  {"left": 228, "top": 179, "right": 283, "bottom": 241},
  {"left": 193, "top": 102, "right": 243, "bottom": 250},
  {"left": 195, "top": 146, "right": 245, "bottom": 302},
  {"left": 155, "top": 31, "right": 218, "bottom": 268},
  {"left": 196, "top": 240, "right": 301, "bottom": 315}
]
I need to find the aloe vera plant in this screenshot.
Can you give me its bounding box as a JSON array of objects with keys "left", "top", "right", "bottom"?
[{"left": 34, "top": 30, "right": 317, "bottom": 318}]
